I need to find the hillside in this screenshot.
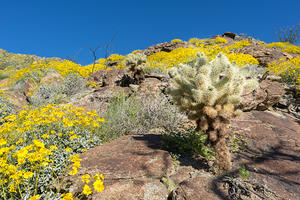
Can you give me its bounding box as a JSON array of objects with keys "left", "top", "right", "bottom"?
[{"left": 0, "top": 32, "right": 299, "bottom": 200}]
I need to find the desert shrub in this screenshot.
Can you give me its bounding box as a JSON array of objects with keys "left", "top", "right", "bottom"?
[
  {"left": 168, "top": 52, "right": 258, "bottom": 173},
  {"left": 171, "top": 39, "right": 183, "bottom": 44},
  {"left": 63, "top": 73, "right": 86, "bottom": 96},
  {"left": 0, "top": 104, "right": 105, "bottom": 199},
  {"left": 212, "top": 36, "right": 228, "bottom": 44},
  {"left": 281, "top": 45, "right": 300, "bottom": 54},
  {"left": 29, "top": 84, "right": 65, "bottom": 106},
  {"left": 226, "top": 53, "right": 259, "bottom": 66},
  {"left": 0, "top": 96, "right": 14, "bottom": 124},
  {"left": 147, "top": 47, "right": 200, "bottom": 71},
  {"left": 101, "top": 92, "right": 185, "bottom": 140},
  {"left": 0, "top": 73, "right": 9, "bottom": 80},
  {"left": 266, "top": 57, "right": 300, "bottom": 88},
  {"left": 137, "top": 96, "right": 185, "bottom": 133}
]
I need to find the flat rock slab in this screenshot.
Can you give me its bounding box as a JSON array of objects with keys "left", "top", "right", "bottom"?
[
  {"left": 171, "top": 174, "right": 226, "bottom": 200},
  {"left": 231, "top": 111, "right": 300, "bottom": 200},
  {"left": 66, "top": 134, "right": 174, "bottom": 200}
]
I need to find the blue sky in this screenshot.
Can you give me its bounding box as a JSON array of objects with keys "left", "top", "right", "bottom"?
[{"left": 1, "top": 0, "right": 299, "bottom": 65}]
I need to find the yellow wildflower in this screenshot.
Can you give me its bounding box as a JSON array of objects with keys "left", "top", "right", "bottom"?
[
  {"left": 93, "top": 179, "right": 104, "bottom": 192},
  {"left": 81, "top": 174, "right": 91, "bottom": 184},
  {"left": 61, "top": 193, "right": 73, "bottom": 200},
  {"left": 29, "top": 195, "right": 40, "bottom": 200},
  {"left": 82, "top": 184, "right": 92, "bottom": 196}
]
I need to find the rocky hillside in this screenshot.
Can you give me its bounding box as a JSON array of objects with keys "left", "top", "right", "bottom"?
[{"left": 0, "top": 33, "right": 299, "bottom": 199}]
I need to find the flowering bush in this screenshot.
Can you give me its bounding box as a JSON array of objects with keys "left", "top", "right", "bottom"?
[
  {"left": 266, "top": 57, "right": 300, "bottom": 87},
  {"left": 212, "top": 36, "right": 228, "bottom": 44},
  {"left": 171, "top": 39, "right": 183, "bottom": 44},
  {"left": 281, "top": 45, "right": 300, "bottom": 54},
  {"left": 0, "top": 104, "right": 105, "bottom": 199},
  {"left": 0, "top": 96, "right": 14, "bottom": 124},
  {"left": 225, "top": 53, "right": 259, "bottom": 66},
  {"left": 147, "top": 47, "right": 200, "bottom": 71}
]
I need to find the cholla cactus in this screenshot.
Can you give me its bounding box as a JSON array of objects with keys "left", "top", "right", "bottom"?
[
  {"left": 168, "top": 52, "right": 258, "bottom": 173},
  {"left": 124, "top": 52, "right": 148, "bottom": 83}
]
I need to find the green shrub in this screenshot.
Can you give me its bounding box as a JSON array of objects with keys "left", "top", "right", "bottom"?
[
  {"left": 63, "top": 73, "right": 86, "bottom": 96},
  {"left": 100, "top": 92, "right": 185, "bottom": 141},
  {"left": 0, "top": 96, "right": 14, "bottom": 124},
  {"left": 162, "top": 126, "right": 214, "bottom": 160}
]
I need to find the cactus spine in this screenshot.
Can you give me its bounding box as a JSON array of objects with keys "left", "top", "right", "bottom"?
[{"left": 168, "top": 52, "right": 258, "bottom": 173}]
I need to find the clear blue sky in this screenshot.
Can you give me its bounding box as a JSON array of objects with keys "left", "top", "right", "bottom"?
[{"left": 1, "top": 0, "right": 299, "bottom": 65}]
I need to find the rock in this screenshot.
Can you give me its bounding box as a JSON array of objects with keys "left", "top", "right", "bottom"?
[
  {"left": 234, "top": 45, "right": 287, "bottom": 67},
  {"left": 240, "top": 80, "right": 285, "bottom": 111},
  {"left": 65, "top": 134, "right": 174, "bottom": 200},
  {"left": 23, "top": 78, "right": 37, "bottom": 97},
  {"left": 72, "top": 86, "right": 131, "bottom": 113},
  {"left": 171, "top": 174, "right": 226, "bottom": 200},
  {"left": 230, "top": 111, "right": 300, "bottom": 200},
  {"left": 144, "top": 42, "right": 190, "bottom": 56},
  {"left": 39, "top": 72, "right": 63, "bottom": 86},
  {"left": 222, "top": 32, "right": 238, "bottom": 39},
  {"left": 88, "top": 68, "right": 130, "bottom": 88},
  {"left": 5, "top": 89, "right": 28, "bottom": 110}
]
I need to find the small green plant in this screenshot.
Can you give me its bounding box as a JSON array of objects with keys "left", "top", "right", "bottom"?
[
  {"left": 169, "top": 152, "right": 180, "bottom": 167},
  {"left": 162, "top": 126, "right": 215, "bottom": 160},
  {"left": 238, "top": 166, "right": 250, "bottom": 180},
  {"left": 275, "top": 24, "right": 300, "bottom": 44}
]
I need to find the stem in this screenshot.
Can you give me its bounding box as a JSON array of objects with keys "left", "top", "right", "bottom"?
[
  {"left": 1, "top": 182, "right": 7, "bottom": 200},
  {"left": 17, "top": 184, "right": 23, "bottom": 199},
  {"left": 34, "top": 170, "right": 39, "bottom": 196}
]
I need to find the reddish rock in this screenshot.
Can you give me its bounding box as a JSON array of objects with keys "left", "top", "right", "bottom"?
[
  {"left": 240, "top": 80, "right": 285, "bottom": 111},
  {"left": 144, "top": 42, "right": 190, "bottom": 56},
  {"left": 39, "top": 72, "right": 63, "bottom": 86},
  {"left": 23, "top": 78, "right": 37, "bottom": 97},
  {"left": 88, "top": 68, "right": 129, "bottom": 88},
  {"left": 231, "top": 111, "right": 300, "bottom": 200},
  {"left": 234, "top": 45, "right": 287, "bottom": 67},
  {"left": 171, "top": 174, "right": 226, "bottom": 200},
  {"left": 66, "top": 134, "right": 174, "bottom": 200}
]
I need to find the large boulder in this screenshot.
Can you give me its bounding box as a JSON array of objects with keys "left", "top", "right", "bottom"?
[
  {"left": 65, "top": 134, "right": 174, "bottom": 200},
  {"left": 233, "top": 45, "right": 288, "bottom": 67},
  {"left": 240, "top": 80, "right": 285, "bottom": 111},
  {"left": 230, "top": 111, "right": 300, "bottom": 200}
]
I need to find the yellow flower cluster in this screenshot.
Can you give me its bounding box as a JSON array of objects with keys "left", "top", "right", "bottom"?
[
  {"left": 224, "top": 40, "right": 252, "bottom": 51},
  {"left": 106, "top": 54, "right": 126, "bottom": 63},
  {"left": 81, "top": 173, "right": 104, "bottom": 196},
  {"left": 0, "top": 104, "right": 105, "bottom": 199},
  {"left": 281, "top": 45, "right": 300, "bottom": 54},
  {"left": 68, "top": 154, "right": 81, "bottom": 176},
  {"left": 1, "top": 104, "right": 104, "bottom": 142},
  {"left": 266, "top": 42, "right": 290, "bottom": 48},
  {"left": 266, "top": 57, "right": 300, "bottom": 87},
  {"left": 265, "top": 42, "right": 300, "bottom": 54},
  {"left": 212, "top": 36, "right": 228, "bottom": 44},
  {"left": 0, "top": 138, "right": 52, "bottom": 196},
  {"left": 147, "top": 47, "right": 200, "bottom": 71},
  {"left": 188, "top": 38, "right": 208, "bottom": 47},
  {"left": 170, "top": 39, "right": 183, "bottom": 44},
  {"left": 225, "top": 53, "right": 259, "bottom": 66}
]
